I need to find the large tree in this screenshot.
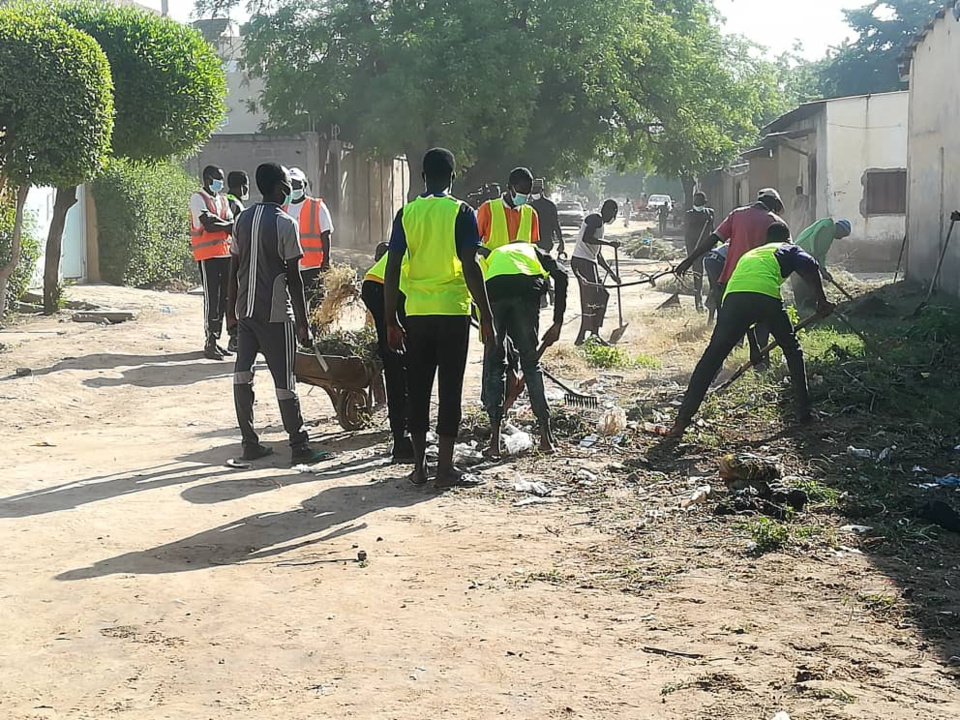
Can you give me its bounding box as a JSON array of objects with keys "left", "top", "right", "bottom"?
[
  {"left": 820, "top": 0, "right": 940, "bottom": 97},
  {"left": 0, "top": 6, "right": 114, "bottom": 318},
  {"left": 35, "top": 0, "right": 227, "bottom": 313}
]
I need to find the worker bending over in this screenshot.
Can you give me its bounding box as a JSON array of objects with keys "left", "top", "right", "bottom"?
[
  {"left": 791, "top": 218, "right": 851, "bottom": 313},
  {"left": 384, "top": 148, "right": 496, "bottom": 489},
  {"left": 571, "top": 199, "right": 620, "bottom": 345},
  {"left": 227, "top": 163, "right": 332, "bottom": 466},
  {"left": 667, "top": 222, "right": 834, "bottom": 438},
  {"left": 361, "top": 243, "right": 413, "bottom": 463},
  {"left": 190, "top": 165, "right": 234, "bottom": 360},
  {"left": 480, "top": 239, "right": 568, "bottom": 458},
  {"left": 285, "top": 167, "right": 334, "bottom": 303}
]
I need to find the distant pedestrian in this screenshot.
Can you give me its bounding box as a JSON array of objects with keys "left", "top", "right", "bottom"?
[
  {"left": 683, "top": 192, "right": 715, "bottom": 312},
  {"left": 190, "top": 165, "right": 234, "bottom": 361},
  {"left": 658, "top": 202, "right": 670, "bottom": 237},
  {"left": 227, "top": 162, "right": 333, "bottom": 466}
]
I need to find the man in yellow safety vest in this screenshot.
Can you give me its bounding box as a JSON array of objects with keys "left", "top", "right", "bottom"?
[
  {"left": 285, "top": 167, "right": 334, "bottom": 303},
  {"left": 480, "top": 238, "right": 568, "bottom": 458},
  {"left": 384, "top": 148, "right": 496, "bottom": 489},
  {"left": 477, "top": 167, "right": 541, "bottom": 253},
  {"left": 190, "top": 165, "right": 235, "bottom": 360}
]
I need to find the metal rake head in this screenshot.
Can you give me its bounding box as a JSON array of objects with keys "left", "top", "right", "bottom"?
[{"left": 564, "top": 393, "right": 599, "bottom": 409}]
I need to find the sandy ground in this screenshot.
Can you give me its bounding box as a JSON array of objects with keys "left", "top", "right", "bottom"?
[{"left": 2, "top": 229, "right": 958, "bottom": 719}]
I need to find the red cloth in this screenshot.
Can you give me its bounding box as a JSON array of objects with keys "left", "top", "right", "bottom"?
[{"left": 715, "top": 202, "right": 784, "bottom": 283}]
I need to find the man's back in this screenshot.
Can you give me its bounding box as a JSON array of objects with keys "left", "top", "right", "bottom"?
[
  {"left": 530, "top": 195, "right": 560, "bottom": 252},
  {"left": 714, "top": 203, "right": 782, "bottom": 283},
  {"left": 685, "top": 207, "right": 714, "bottom": 245},
  {"left": 232, "top": 202, "right": 302, "bottom": 324}
]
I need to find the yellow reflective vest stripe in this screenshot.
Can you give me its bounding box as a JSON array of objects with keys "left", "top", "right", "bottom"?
[{"left": 723, "top": 243, "right": 788, "bottom": 301}]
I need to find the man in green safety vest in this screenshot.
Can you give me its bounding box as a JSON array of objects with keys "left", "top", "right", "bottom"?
[
  {"left": 666, "top": 221, "right": 835, "bottom": 438},
  {"left": 384, "top": 148, "right": 496, "bottom": 489},
  {"left": 480, "top": 238, "right": 569, "bottom": 458},
  {"left": 791, "top": 218, "right": 851, "bottom": 313}
]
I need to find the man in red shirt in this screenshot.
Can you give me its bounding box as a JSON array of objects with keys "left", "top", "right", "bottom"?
[{"left": 677, "top": 188, "right": 786, "bottom": 365}]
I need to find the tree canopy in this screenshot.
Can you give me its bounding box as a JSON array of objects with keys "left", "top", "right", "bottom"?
[
  {"left": 228, "top": 0, "right": 781, "bottom": 197},
  {"left": 0, "top": 4, "right": 114, "bottom": 316},
  {"left": 54, "top": 0, "right": 227, "bottom": 162}
]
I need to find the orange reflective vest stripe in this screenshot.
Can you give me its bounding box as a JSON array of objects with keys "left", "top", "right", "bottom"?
[
  {"left": 190, "top": 192, "right": 231, "bottom": 262},
  {"left": 291, "top": 197, "right": 327, "bottom": 269}
]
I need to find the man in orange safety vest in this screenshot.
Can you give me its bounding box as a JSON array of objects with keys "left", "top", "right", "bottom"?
[
  {"left": 190, "top": 165, "right": 235, "bottom": 360},
  {"left": 285, "top": 167, "right": 334, "bottom": 303}
]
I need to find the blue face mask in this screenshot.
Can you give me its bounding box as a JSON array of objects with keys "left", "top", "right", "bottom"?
[
  {"left": 283, "top": 192, "right": 293, "bottom": 206},
  {"left": 513, "top": 192, "right": 528, "bottom": 206},
  {"left": 291, "top": 188, "right": 305, "bottom": 202},
  {"left": 210, "top": 179, "right": 224, "bottom": 193}
]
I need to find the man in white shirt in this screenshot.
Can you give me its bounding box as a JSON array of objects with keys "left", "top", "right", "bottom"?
[
  {"left": 571, "top": 199, "right": 620, "bottom": 345},
  {"left": 285, "top": 167, "right": 334, "bottom": 301},
  {"left": 190, "top": 165, "right": 234, "bottom": 360}
]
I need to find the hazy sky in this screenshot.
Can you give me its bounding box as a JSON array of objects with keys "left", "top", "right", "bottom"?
[{"left": 148, "top": 0, "right": 857, "bottom": 61}]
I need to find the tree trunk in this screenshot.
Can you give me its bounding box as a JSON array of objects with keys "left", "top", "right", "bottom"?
[
  {"left": 0, "top": 185, "right": 31, "bottom": 320},
  {"left": 681, "top": 175, "right": 696, "bottom": 211},
  {"left": 43, "top": 185, "right": 79, "bottom": 314}
]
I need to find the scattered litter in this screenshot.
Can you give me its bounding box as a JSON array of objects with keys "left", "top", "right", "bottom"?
[
  {"left": 833, "top": 545, "right": 863, "bottom": 556},
  {"left": 954, "top": 445, "right": 960, "bottom": 452},
  {"left": 576, "top": 469, "right": 598, "bottom": 483},
  {"left": 357, "top": 550, "right": 368, "bottom": 562},
  {"left": 877, "top": 445, "right": 896, "bottom": 463},
  {"left": 840, "top": 525, "right": 873, "bottom": 534},
  {"left": 225, "top": 458, "right": 251, "bottom": 470},
  {"left": 920, "top": 500, "right": 960, "bottom": 534},
  {"left": 14, "top": 367, "right": 32, "bottom": 377},
  {"left": 913, "top": 465, "right": 929, "bottom": 474},
  {"left": 715, "top": 482, "right": 807, "bottom": 520},
  {"left": 933, "top": 474, "right": 960, "bottom": 488},
  {"left": 579, "top": 434, "right": 600, "bottom": 448},
  {"left": 514, "top": 480, "right": 552, "bottom": 497},
  {"left": 846, "top": 446, "right": 874, "bottom": 460},
  {"left": 681, "top": 485, "right": 713, "bottom": 509},
  {"left": 453, "top": 443, "right": 484, "bottom": 466},
  {"left": 31, "top": 441, "right": 56, "bottom": 447},
  {"left": 426, "top": 431, "right": 439, "bottom": 444},
  {"left": 718, "top": 453, "right": 780, "bottom": 487},
  {"left": 513, "top": 496, "right": 561, "bottom": 507},
  {"left": 641, "top": 645, "right": 704, "bottom": 660},
  {"left": 160, "top": 306, "right": 175, "bottom": 314},
  {"left": 503, "top": 430, "right": 533, "bottom": 456},
  {"left": 745, "top": 540, "right": 758, "bottom": 552},
  {"left": 72, "top": 310, "right": 137, "bottom": 324},
  {"left": 598, "top": 407, "right": 627, "bottom": 436},
  {"left": 770, "top": 713, "right": 791, "bottom": 720}
]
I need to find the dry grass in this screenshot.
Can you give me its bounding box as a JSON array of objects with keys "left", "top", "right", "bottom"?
[{"left": 311, "top": 263, "right": 361, "bottom": 332}]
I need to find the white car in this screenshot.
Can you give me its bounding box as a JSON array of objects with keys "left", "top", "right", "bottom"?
[{"left": 646, "top": 194, "right": 673, "bottom": 212}]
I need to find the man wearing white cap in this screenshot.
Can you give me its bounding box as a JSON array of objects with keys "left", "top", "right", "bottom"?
[
  {"left": 285, "top": 167, "right": 334, "bottom": 302},
  {"left": 791, "top": 218, "right": 852, "bottom": 312}
]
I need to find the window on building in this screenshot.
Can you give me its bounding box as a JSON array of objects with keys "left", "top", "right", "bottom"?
[{"left": 863, "top": 169, "right": 907, "bottom": 216}]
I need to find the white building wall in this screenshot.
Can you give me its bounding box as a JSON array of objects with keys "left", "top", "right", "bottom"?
[
  {"left": 823, "top": 92, "right": 908, "bottom": 264},
  {"left": 906, "top": 15, "right": 960, "bottom": 295}
]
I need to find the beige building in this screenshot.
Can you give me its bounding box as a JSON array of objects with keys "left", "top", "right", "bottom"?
[{"left": 901, "top": 4, "right": 960, "bottom": 296}]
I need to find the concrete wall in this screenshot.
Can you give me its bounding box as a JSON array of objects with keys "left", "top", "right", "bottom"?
[
  {"left": 189, "top": 133, "right": 409, "bottom": 252},
  {"left": 216, "top": 34, "right": 267, "bottom": 135},
  {"left": 906, "top": 16, "right": 960, "bottom": 295},
  {"left": 823, "top": 92, "right": 908, "bottom": 267}
]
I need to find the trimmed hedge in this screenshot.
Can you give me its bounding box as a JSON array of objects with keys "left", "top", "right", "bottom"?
[
  {"left": 93, "top": 158, "right": 197, "bottom": 288},
  {"left": 0, "top": 194, "right": 42, "bottom": 308}
]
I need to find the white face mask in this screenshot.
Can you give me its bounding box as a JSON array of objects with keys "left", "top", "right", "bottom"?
[
  {"left": 693, "top": 205, "right": 705, "bottom": 212},
  {"left": 530, "top": 193, "right": 542, "bottom": 201}
]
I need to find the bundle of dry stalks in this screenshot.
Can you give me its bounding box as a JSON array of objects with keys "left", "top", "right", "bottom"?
[{"left": 310, "top": 263, "right": 360, "bottom": 333}]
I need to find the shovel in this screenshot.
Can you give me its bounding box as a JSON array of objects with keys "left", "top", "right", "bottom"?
[
  {"left": 908, "top": 217, "right": 956, "bottom": 318},
  {"left": 608, "top": 245, "right": 629, "bottom": 344}
]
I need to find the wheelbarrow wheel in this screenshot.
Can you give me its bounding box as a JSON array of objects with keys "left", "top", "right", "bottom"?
[{"left": 337, "top": 389, "right": 371, "bottom": 431}]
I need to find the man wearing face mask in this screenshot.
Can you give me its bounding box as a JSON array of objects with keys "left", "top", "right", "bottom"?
[
  {"left": 284, "top": 167, "right": 334, "bottom": 302},
  {"left": 683, "top": 192, "right": 715, "bottom": 312},
  {"left": 226, "top": 170, "right": 249, "bottom": 219},
  {"left": 190, "top": 165, "right": 235, "bottom": 361},
  {"left": 477, "top": 167, "right": 541, "bottom": 255}
]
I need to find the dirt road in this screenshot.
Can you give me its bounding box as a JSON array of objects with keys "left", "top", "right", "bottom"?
[{"left": 2, "top": 255, "right": 958, "bottom": 718}]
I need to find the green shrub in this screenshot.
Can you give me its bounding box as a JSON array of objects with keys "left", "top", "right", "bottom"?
[
  {"left": 93, "top": 158, "right": 198, "bottom": 288},
  {"left": 0, "top": 194, "right": 42, "bottom": 309},
  {"left": 581, "top": 337, "right": 631, "bottom": 368}
]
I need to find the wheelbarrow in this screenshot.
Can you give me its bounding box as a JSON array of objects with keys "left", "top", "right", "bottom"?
[{"left": 294, "top": 352, "right": 384, "bottom": 431}]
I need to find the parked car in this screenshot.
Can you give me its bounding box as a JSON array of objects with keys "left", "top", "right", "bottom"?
[
  {"left": 557, "top": 200, "right": 586, "bottom": 228},
  {"left": 646, "top": 194, "right": 673, "bottom": 214}
]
